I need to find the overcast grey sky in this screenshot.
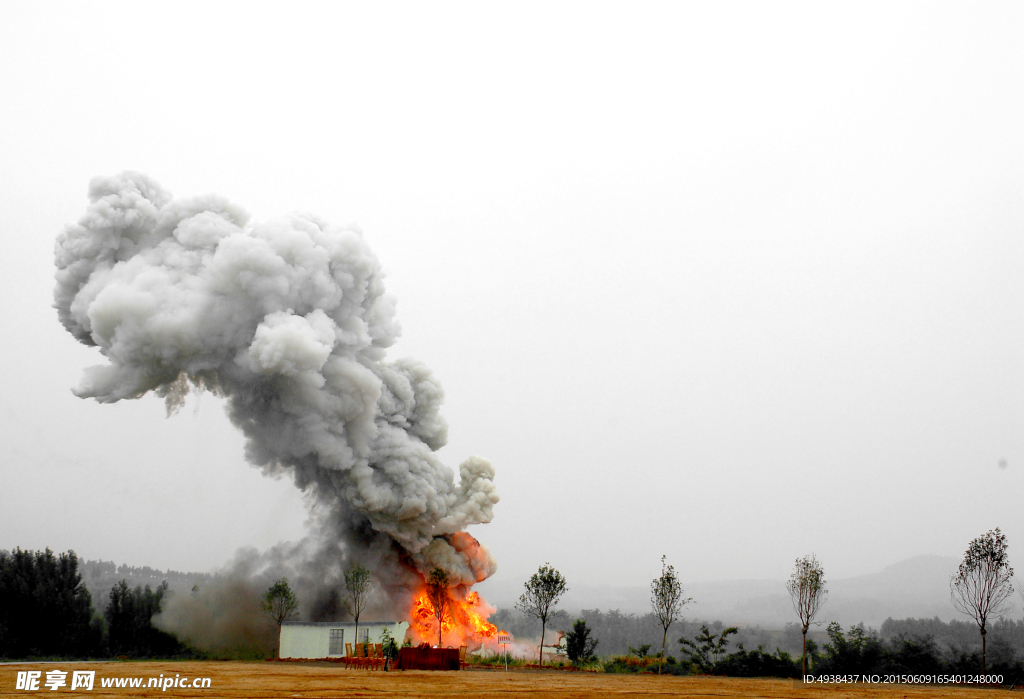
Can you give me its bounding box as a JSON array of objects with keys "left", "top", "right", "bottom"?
[{"left": 1, "top": 2, "right": 1022, "bottom": 594}]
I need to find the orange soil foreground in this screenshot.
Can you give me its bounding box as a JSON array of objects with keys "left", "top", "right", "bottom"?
[{"left": 0, "top": 661, "right": 1020, "bottom": 699}]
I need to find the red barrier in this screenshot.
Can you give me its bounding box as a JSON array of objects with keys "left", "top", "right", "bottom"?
[{"left": 395, "top": 647, "right": 460, "bottom": 671}]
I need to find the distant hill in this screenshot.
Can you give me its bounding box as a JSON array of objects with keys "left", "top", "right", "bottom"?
[
  {"left": 476, "top": 555, "right": 969, "bottom": 629},
  {"left": 824, "top": 555, "right": 963, "bottom": 628},
  {"left": 79, "top": 559, "right": 215, "bottom": 612}
]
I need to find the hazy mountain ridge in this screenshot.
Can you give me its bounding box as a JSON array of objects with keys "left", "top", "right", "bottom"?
[{"left": 479, "top": 555, "right": 970, "bottom": 629}]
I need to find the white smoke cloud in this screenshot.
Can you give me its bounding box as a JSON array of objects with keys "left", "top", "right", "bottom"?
[{"left": 54, "top": 172, "right": 499, "bottom": 611}]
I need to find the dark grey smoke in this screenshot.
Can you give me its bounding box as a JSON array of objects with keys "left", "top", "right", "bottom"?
[{"left": 54, "top": 173, "right": 499, "bottom": 647}]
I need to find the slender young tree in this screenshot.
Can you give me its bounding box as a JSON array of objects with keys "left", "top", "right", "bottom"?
[
  {"left": 679, "top": 624, "right": 738, "bottom": 671},
  {"left": 951, "top": 527, "right": 1014, "bottom": 675},
  {"left": 515, "top": 563, "right": 568, "bottom": 666},
  {"left": 651, "top": 555, "right": 692, "bottom": 675},
  {"left": 260, "top": 578, "right": 299, "bottom": 657},
  {"left": 343, "top": 564, "right": 374, "bottom": 649},
  {"left": 426, "top": 567, "right": 450, "bottom": 647},
  {"left": 786, "top": 554, "right": 827, "bottom": 677}
]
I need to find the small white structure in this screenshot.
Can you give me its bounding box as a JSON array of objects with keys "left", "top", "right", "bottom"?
[{"left": 279, "top": 621, "right": 409, "bottom": 659}]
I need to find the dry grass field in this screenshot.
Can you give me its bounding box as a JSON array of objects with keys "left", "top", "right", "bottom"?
[{"left": 1, "top": 661, "right": 1020, "bottom": 699}]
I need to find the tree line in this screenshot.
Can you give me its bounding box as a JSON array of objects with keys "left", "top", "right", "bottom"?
[
  {"left": 77, "top": 559, "right": 214, "bottom": 613},
  {"left": 489, "top": 607, "right": 805, "bottom": 656},
  {"left": 0, "top": 548, "right": 192, "bottom": 659}
]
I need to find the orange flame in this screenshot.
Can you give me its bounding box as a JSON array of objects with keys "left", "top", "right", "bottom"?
[{"left": 408, "top": 587, "right": 497, "bottom": 648}]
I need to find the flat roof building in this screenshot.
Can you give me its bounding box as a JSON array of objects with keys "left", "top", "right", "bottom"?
[{"left": 278, "top": 620, "right": 409, "bottom": 659}]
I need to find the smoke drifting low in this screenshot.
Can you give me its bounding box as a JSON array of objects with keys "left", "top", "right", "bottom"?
[{"left": 54, "top": 173, "right": 499, "bottom": 644}]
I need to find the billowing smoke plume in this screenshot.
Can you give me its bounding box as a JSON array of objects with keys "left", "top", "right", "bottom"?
[{"left": 54, "top": 173, "right": 498, "bottom": 640}]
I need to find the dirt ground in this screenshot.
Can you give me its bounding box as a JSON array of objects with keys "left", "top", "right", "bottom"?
[{"left": 0, "top": 661, "right": 1020, "bottom": 699}]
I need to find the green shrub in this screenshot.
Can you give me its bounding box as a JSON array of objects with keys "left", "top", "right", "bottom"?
[{"left": 712, "top": 644, "right": 800, "bottom": 678}]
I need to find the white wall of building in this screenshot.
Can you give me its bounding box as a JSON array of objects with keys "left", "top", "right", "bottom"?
[{"left": 279, "top": 621, "right": 410, "bottom": 659}]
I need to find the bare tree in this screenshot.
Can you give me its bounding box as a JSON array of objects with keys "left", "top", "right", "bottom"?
[
  {"left": 260, "top": 578, "right": 299, "bottom": 658},
  {"left": 786, "top": 554, "right": 827, "bottom": 677},
  {"left": 515, "top": 563, "right": 568, "bottom": 666},
  {"left": 343, "top": 564, "right": 374, "bottom": 649},
  {"left": 426, "top": 567, "right": 450, "bottom": 647},
  {"left": 650, "top": 555, "right": 692, "bottom": 675},
  {"left": 951, "top": 527, "right": 1014, "bottom": 675}
]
